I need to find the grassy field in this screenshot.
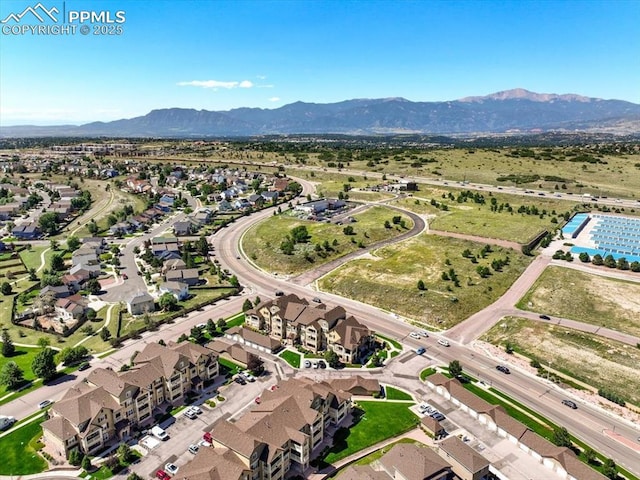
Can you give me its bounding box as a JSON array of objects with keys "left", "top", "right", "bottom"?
[
  {"left": 482, "top": 317, "right": 640, "bottom": 406},
  {"left": 517, "top": 266, "right": 640, "bottom": 337},
  {"left": 319, "top": 233, "right": 531, "bottom": 328},
  {"left": 0, "top": 418, "right": 48, "bottom": 475},
  {"left": 242, "top": 205, "right": 414, "bottom": 276},
  {"left": 323, "top": 400, "right": 418, "bottom": 464},
  {"left": 279, "top": 349, "right": 301, "bottom": 368},
  {"left": 0, "top": 346, "right": 41, "bottom": 396},
  {"left": 19, "top": 246, "right": 52, "bottom": 272},
  {"left": 384, "top": 386, "right": 413, "bottom": 400}
]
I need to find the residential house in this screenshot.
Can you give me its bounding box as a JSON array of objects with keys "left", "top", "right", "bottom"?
[
  {"left": 295, "top": 199, "right": 346, "bottom": 215},
  {"left": 71, "top": 249, "right": 99, "bottom": 266},
  {"left": 12, "top": 223, "right": 40, "bottom": 239},
  {"left": 193, "top": 209, "right": 213, "bottom": 225},
  {"left": 158, "top": 281, "right": 189, "bottom": 301},
  {"left": 151, "top": 237, "right": 180, "bottom": 257},
  {"left": 246, "top": 294, "right": 375, "bottom": 363},
  {"left": 261, "top": 191, "right": 279, "bottom": 204},
  {"left": 0, "top": 204, "right": 19, "bottom": 220},
  {"left": 161, "top": 258, "right": 187, "bottom": 274},
  {"left": 41, "top": 341, "right": 219, "bottom": 459},
  {"left": 127, "top": 291, "right": 155, "bottom": 315},
  {"left": 217, "top": 199, "right": 234, "bottom": 212},
  {"left": 247, "top": 194, "right": 265, "bottom": 207},
  {"left": 55, "top": 295, "right": 86, "bottom": 320},
  {"left": 437, "top": 436, "right": 491, "bottom": 480},
  {"left": 165, "top": 267, "right": 200, "bottom": 286},
  {"left": 40, "top": 285, "right": 72, "bottom": 299},
  {"left": 69, "top": 263, "right": 101, "bottom": 279},
  {"left": 173, "top": 221, "right": 193, "bottom": 236},
  {"left": 223, "top": 326, "right": 283, "bottom": 354}
]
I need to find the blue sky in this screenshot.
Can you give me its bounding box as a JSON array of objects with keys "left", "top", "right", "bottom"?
[{"left": 1, "top": 0, "right": 639, "bottom": 125}]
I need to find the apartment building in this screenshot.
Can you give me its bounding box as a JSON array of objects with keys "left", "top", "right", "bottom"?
[
  {"left": 245, "top": 294, "right": 375, "bottom": 364},
  {"left": 41, "top": 341, "right": 218, "bottom": 459},
  {"left": 176, "top": 377, "right": 352, "bottom": 480}
]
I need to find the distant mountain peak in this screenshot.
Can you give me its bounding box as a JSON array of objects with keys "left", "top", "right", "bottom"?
[{"left": 459, "top": 88, "right": 593, "bottom": 103}]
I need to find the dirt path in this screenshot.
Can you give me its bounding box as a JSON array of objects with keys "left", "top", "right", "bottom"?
[{"left": 429, "top": 229, "right": 521, "bottom": 250}]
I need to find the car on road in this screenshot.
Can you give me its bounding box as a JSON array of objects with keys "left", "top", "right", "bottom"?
[
  {"left": 539, "top": 314, "right": 551, "bottom": 320},
  {"left": 78, "top": 361, "right": 90, "bottom": 371},
  {"left": 38, "top": 400, "right": 52, "bottom": 409},
  {"left": 409, "top": 332, "right": 421, "bottom": 339},
  {"left": 188, "top": 405, "right": 202, "bottom": 415},
  {"left": 234, "top": 376, "right": 246, "bottom": 385},
  {"left": 202, "top": 432, "right": 213, "bottom": 444},
  {"left": 156, "top": 470, "right": 171, "bottom": 480},
  {"left": 275, "top": 290, "right": 284, "bottom": 296},
  {"left": 188, "top": 444, "right": 199, "bottom": 454},
  {"left": 241, "top": 372, "right": 256, "bottom": 382},
  {"left": 303, "top": 360, "right": 311, "bottom": 368},
  {"left": 165, "top": 463, "right": 179, "bottom": 475},
  {"left": 437, "top": 339, "right": 450, "bottom": 347},
  {"left": 419, "top": 330, "right": 429, "bottom": 338},
  {"left": 198, "top": 438, "right": 211, "bottom": 448},
  {"left": 255, "top": 397, "right": 261, "bottom": 404},
  {"left": 183, "top": 408, "right": 197, "bottom": 419},
  {"left": 122, "top": 273, "right": 128, "bottom": 280},
  {"left": 562, "top": 399, "right": 578, "bottom": 409},
  {"left": 312, "top": 297, "right": 322, "bottom": 303},
  {"left": 415, "top": 347, "right": 426, "bottom": 355},
  {"left": 496, "top": 365, "right": 511, "bottom": 374}
]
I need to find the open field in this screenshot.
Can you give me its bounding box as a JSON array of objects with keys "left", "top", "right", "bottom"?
[
  {"left": 517, "top": 266, "right": 640, "bottom": 337},
  {"left": 481, "top": 316, "right": 640, "bottom": 407},
  {"left": 322, "top": 400, "right": 418, "bottom": 464},
  {"left": 242, "top": 205, "right": 414, "bottom": 276},
  {"left": 0, "top": 346, "right": 41, "bottom": 396},
  {"left": 319, "top": 233, "right": 530, "bottom": 328},
  {"left": 0, "top": 418, "right": 47, "bottom": 475},
  {"left": 19, "top": 245, "right": 52, "bottom": 271}
]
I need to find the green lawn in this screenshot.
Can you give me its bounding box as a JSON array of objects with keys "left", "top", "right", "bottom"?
[
  {"left": 516, "top": 266, "right": 640, "bottom": 337},
  {"left": 225, "top": 312, "right": 246, "bottom": 329},
  {"left": 319, "top": 233, "right": 531, "bottom": 328},
  {"left": 218, "top": 357, "right": 244, "bottom": 376},
  {"left": 242, "top": 205, "right": 414, "bottom": 276},
  {"left": 19, "top": 246, "right": 52, "bottom": 271},
  {"left": 279, "top": 349, "right": 301, "bottom": 368},
  {"left": 419, "top": 367, "right": 437, "bottom": 381},
  {"left": 0, "top": 346, "right": 42, "bottom": 396},
  {"left": 0, "top": 418, "right": 48, "bottom": 475},
  {"left": 384, "top": 386, "right": 412, "bottom": 401},
  {"left": 323, "top": 401, "right": 418, "bottom": 464},
  {"left": 375, "top": 333, "right": 402, "bottom": 350}
]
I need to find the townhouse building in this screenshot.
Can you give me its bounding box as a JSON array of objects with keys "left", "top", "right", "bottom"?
[
  {"left": 41, "top": 341, "right": 218, "bottom": 460},
  {"left": 245, "top": 294, "right": 375, "bottom": 364},
  {"left": 175, "top": 377, "right": 351, "bottom": 480}
]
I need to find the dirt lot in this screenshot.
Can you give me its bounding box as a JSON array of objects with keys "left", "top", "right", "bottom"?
[
  {"left": 480, "top": 316, "right": 640, "bottom": 408},
  {"left": 517, "top": 266, "right": 640, "bottom": 337}
]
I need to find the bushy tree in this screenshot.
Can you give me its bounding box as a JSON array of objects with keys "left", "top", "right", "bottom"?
[
  {"left": 100, "top": 328, "right": 111, "bottom": 341},
  {"left": 0, "top": 361, "right": 24, "bottom": 389},
  {"left": 32, "top": 348, "right": 57, "bottom": 381},
  {"left": 158, "top": 292, "right": 178, "bottom": 311},
  {"left": 206, "top": 318, "right": 216, "bottom": 336},
  {"left": 324, "top": 350, "right": 341, "bottom": 368},
  {"left": 117, "top": 443, "right": 133, "bottom": 465},
  {"left": 50, "top": 253, "right": 65, "bottom": 272},
  {"left": 66, "top": 236, "right": 81, "bottom": 252},
  {"left": 1, "top": 329, "right": 15, "bottom": 357},
  {"left": 417, "top": 279, "right": 426, "bottom": 290},
  {"left": 68, "top": 449, "right": 82, "bottom": 466},
  {"left": 39, "top": 212, "right": 59, "bottom": 235},
  {"left": 551, "top": 426, "right": 572, "bottom": 448},
  {"left": 449, "top": 360, "right": 463, "bottom": 378},
  {"left": 247, "top": 354, "right": 264, "bottom": 376},
  {"left": 190, "top": 326, "right": 205, "bottom": 344},
  {"left": 81, "top": 455, "right": 92, "bottom": 471},
  {"left": 1, "top": 282, "right": 12, "bottom": 295},
  {"left": 602, "top": 458, "right": 617, "bottom": 479},
  {"left": 242, "top": 299, "right": 253, "bottom": 311}
]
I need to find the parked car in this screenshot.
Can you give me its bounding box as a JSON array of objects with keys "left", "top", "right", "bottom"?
[
  {"left": 539, "top": 314, "right": 551, "bottom": 320},
  {"left": 151, "top": 425, "right": 169, "bottom": 440},
  {"left": 234, "top": 376, "right": 246, "bottom": 385},
  {"left": 318, "top": 360, "right": 326, "bottom": 369},
  {"left": 188, "top": 405, "right": 202, "bottom": 415},
  {"left": 122, "top": 273, "right": 128, "bottom": 280},
  {"left": 312, "top": 361, "right": 319, "bottom": 369},
  {"left": 156, "top": 470, "right": 171, "bottom": 480},
  {"left": 188, "top": 444, "right": 199, "bottom": 454},
  {"left": 409, "top": 332, "right": 421, "bottom": 339},
  {"left": 241, "top": 372, "right": 256, "bottom": 382},
  {"left": 38, "top": 400, "right": 52, "bottom": 409},
  {"left": 431, "top": 412, "right": 446, "bottom": 421},
  {"left": 312, "top": 297, "right": 322, "bottom": 303},
  {"left": 78, "top": 362, "right": 90, "bottom": 371},
  {"left": 275, "top": 290, "right": 284, "bottom": 296},
  {"left": 183, "top": 409, "right": 197, "bottom": 420},
  {"left": 303, "top": 360, "right": 311, "bottom": 368},
  {"left": 165, "top": 463, "right": 178, "bottom": 475},
  {"left": 496, "top": 365, "right": 511, "bottom": 374},
  {"left": 562, "top": 399, "right": 578, "bottom": 409},
  {"left": 419, "top": 330, "right": 429, "bottom": 338},
  {"left": 0, "top": 415, "right": 16, "bottom": 431},
  {"left": 203, "top": 432, "right": 213, "bottom": 443},
  {"left": 198, "top": 438, "right": 212, "bottom": 448},
  {"left": 437, "top": 339, "right": 450, "bottom": 347},
  {"left": 415, "top": 347, "right": 426, "bottom": 355}
]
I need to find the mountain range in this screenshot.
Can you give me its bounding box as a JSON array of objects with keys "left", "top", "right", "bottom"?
[{"left": 2, "top": 89, "right": 639, "bottom": 138}]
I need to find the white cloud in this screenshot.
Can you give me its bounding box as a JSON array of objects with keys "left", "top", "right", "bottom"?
[
  {"left": 256, "top": 75, "right": 267, "bottom": 80},
  {"left": 257, "top": 84, "right": 274, "bottom": 88},
  {"left": 177, "top": 79, "right": 255, "bottom": 90},
  {"left": 268, "top": 97, "right": 281, "bottom": 102}
]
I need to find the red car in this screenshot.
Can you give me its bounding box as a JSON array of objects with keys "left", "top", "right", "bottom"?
[
  {"left": 203, "top": 432, "right": 213, "bottom": 443},
  {"left": 156, "top": 470, "right": 171, "bottom": 480},
  {"left": 255, "top": 397, "right": 261, "bottom": 404}
]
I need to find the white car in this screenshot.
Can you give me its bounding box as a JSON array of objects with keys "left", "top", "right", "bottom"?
[
  {"left": 165, "top": 463, "right": 179, "bottom": 475},
  {"left": 409, "top": 332, "right": 421, "bottom": 340},
  {"left": 437, "top": 338, "right": 450, "bottom": 347},
  {"left": 188, "top": 405, "right": 202, "bottom": 415},
  {"left": 198, "top": 439, "right": 212, "bottom": 448},
  {"left": 419, "top": 330, "right": 429, "bottom": 338},
  {"left": 188, "top": 444, "right": 199, "bottom": 454}
]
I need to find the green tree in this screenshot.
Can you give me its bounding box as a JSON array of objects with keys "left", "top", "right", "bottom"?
[
  {"left": 87, "top": 220, "right": 99, "bottom": 235},
  {"left": 190, "top": 326, "right": 206, "bottom": 344},
  {"left": 81, "top": 455, "right": 92, "bottom": 471},
  {"left": 602, "top": 458, "right": 618, "bottom": 480},
  {"left": 384, "top": 220, "right": 391, "bottom": 229},
  {"left": 324, "top": 350, "right": 341, "bottom": 368},
  {"left": 578, "top": 252, "right": 590, "bottom": 263},
  {"left": 28, "top": 267, "right": 38, "bottom": 281},
  {"left": 1, "top": 282, "right": 12, "bottom": 295},
  {"left": 584, "top": 447, "right": 597, "bottom": 464},
  {"left": 217, "top": 318, "right": 227, "bottom": 330},
  {"left": 196, "top": 236, "right": 210, "bottom": 257},
  {"left": 417, "top": 279, "right": 426, "bottom": 291},
  {"left": 0, "top": 361, "right": 24, "bottom": 390},
  {"left": 100, "top": 328, "right": 111, "bottom": 341},
  {"left": 1, "top": 329, "right": 15, "bottom": 357},
  {"left": 66, "top": 236, "right": 81, "bottom": 252},
  {"left": 127, "top": 473, "right": 143, "bottom": 480},
  {"left": 449, "top": 359, "right": 463, "bottom": 378},
  {"left": 229, "top": 275, "right": 240, "bottom": 288},
  {"left": 32, "top": 348, "right": 57, "bottom": 381},
  {"left": 68, "top": 450, "right": 82, "bottom": 466},
  {"left": 551, "top": 426, "right": 572, "bottom": 448},
  {"left": 85, "top": 278, "right": 101, "bottom": 295},
  {"left": 247, "top": 354, "right": 265, "bottom": 376},
  {"left": 50, "top": 253, "right": 65, "bottom": 272},
  {"left": 290, "top": 225, "right": 311, "bottom": 243},
  {"left": 117, "top": 443, "right": 133, "bottom": 465},
  {"left": 158, "top": 292, "right": 178, "bottom": 311},
  {"left": 38, "top": 212, "right": 59, "bottom": 235},
  {"left": 206, "top": 318, "right": 217, "bottom": 336},
  {"left": 37, "top": 337, "right": 51, "bottom": 349},
  {"left": 242, "top": 299, "right": 253, "bottom": 311},
  {"left": 343, "top": 226, "right": 354, "bottom": 235}
]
